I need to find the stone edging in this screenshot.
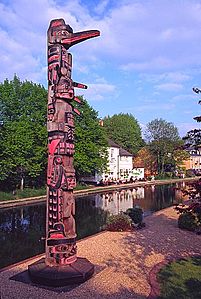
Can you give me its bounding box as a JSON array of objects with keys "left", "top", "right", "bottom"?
[
  {"left": 1, "top": 177, "right": 200, "bottom": 209},
  {"left": 147, "top": 254, "right": 201, "bottom": 299}
]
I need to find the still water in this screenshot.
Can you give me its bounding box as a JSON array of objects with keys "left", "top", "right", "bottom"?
[{"left": 0, "top": 183, "right": 184, "bottom": 269}]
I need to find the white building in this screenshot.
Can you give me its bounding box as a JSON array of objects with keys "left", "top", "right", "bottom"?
[
  {"left": 102, "top": 139, "right": 133, "bottom": 181},
  {"left": 80, "top": 139, "right": 144, "bottom": 184}
]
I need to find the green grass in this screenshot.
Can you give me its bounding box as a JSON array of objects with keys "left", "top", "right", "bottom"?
[
  {"left": 158, "top": 256, "right": 201, "bottom": 299},
  {"left": 0, "top": 187, "right": 46, "bottom": 201},
  {"left": 0, "top": 184, "right": 93, "bottom": 201}
]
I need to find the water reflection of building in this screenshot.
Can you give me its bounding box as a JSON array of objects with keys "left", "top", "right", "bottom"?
[
  {"left": 94, "top": 187, "right": 145, "bottom": 215},
  {"left": 85, "top": 183, "right": 185, "bottom": 218},
  {"left": 131, "top": 187, "right": 144, "bottom": 200}
]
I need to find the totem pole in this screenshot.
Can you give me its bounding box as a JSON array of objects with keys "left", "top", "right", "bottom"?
[
  {"left": 28, "top": 19, "right": 100, "bottom": 286},
  {"left": 46, "top": 19, "right": 100, "bottom": 266}
]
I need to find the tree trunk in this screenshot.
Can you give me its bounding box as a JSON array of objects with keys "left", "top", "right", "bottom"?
[{"left": 20, "top": 176, "right": 24, "bottom": 191}]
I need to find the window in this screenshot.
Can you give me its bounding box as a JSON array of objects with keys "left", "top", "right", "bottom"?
[{"left": 111, "top": 148, "right": 114, "bottom": 158}]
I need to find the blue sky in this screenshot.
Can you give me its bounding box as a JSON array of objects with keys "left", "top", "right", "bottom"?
[{"left": 1, "top": 0, "right": 201, "bottom": 137}]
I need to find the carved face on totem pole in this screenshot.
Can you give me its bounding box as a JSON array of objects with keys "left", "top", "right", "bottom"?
[{"left": 45, "top": 18, "right": 100, "bottom": 266}]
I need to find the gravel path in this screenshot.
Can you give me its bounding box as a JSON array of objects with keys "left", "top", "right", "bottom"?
[{"left": 1, "top": 206, "right": 201, "bottom": 299}]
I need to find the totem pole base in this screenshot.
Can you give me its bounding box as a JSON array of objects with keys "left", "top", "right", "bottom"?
[{"left": 28, "top": 257, "right": 94, "bottom": 287}]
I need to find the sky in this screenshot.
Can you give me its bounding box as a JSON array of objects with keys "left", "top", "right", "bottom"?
[{"left": 1, "top": 0, "right": 201, "bottom": 137}]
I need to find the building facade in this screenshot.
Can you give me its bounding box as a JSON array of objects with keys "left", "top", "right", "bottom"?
[
  {"left": 102, "top": 140, "right": 133, "bottom": 181},
  {"left": 183, "top": 147, "right": 201, "bottom": 173}
]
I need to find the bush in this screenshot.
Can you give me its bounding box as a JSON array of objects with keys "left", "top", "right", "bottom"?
[
  {"left": 186, "top": 169, "right": 196, "bottom": 177},
  {"left": 193, "top": 204, "right": 201, "bottom": 223},
  {"left": 178, "top": 212, "right": 198, "bottom": 231},
  {"left": 106, "top": 213, "right": 132, "bottom": 231},
  {"left": 126, "top": 207, "right": 143, "bottom": 224}
]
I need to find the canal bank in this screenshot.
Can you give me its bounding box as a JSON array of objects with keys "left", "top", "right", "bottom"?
[
  {"left": 0, "top": 176, "right": 200, "bottom": 209},
  {"left": 0, "top": 182, "right": 186, "bottom": 269},
  {"left": 1, "top": 205, "right": 201, "bottom": 299}
]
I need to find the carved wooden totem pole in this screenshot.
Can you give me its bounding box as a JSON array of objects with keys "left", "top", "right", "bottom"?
[
  {"left": 28, "top": 19, "right": 100, "bottom": 286},
  {"left": 46, "top": 19, "right": 100, "bottom": 265}
]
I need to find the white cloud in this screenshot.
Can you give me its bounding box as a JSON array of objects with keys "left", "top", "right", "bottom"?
[
  {"left": 94, "top": 0, "right": 110, "bottom": 15},
  {"left": 0, "top": 0, "right": 201, "bottom": 135},
  {"left": 1, "top": 0, "right": 201, "bottom": 83},
  {"left": 155, "top": 83, "right": 183, "bottom": 92},
  {"left": 172, "top": 94, "right": 195, "bottom": 101},
  {"left": 80, "top": 82, "right": 116, "bottom": 101},
  {"left": 139, "top": 71, "right": 191, "bottom": 84},
  {"left": 134, "top": 102, "right": 175, "bottom": 112}
]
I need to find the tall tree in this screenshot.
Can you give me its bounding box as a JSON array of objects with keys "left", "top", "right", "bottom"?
[
  {"left": 103, "top": 113, "right": 144, "bottom": 154},
  {"left": 183, "top": 129, "right": 201, "bottom": 148},
  {"left": 133, "top": 146, "right": 157, "bottom": 175},
  {"left": 0, "top": 77, "right": 108, "bottom": 190},
  {"left": 173, "top": 149, "right": 190, "bottom": 172},
  {"left": 0, "top": 75, "right": 47, "bottom": 190},
  {"left": 74, "top": 97, "right": 108, "bottom": 178},
  {"left": 145, "top": 118, "right": 181, "bottom": 175}
]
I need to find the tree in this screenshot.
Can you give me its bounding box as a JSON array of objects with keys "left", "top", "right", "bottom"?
[
  {"left": 0, "top": 76, "right": 108, "bottom": 190},
  {"left": 0, "top": 75, "right": 47, "bottom": 190},
  {"left": 145, "top": 118, "right": 181, "bottom": 175},
  {"left": 74, "top": 96, "right": 108, "bottom": 178},
  {"left": 103, "top": 113, "right": 144, "bottom": 154},
  {"left": 183, "top": 88, "right": 201, "bottom": 148},
  {"left": 173, "top": 149, "right": 190, "bottom": 172},
  {"left": 183, "top": 129, "right": 201, "bottom": 148},
  {"left": 133, "top": 146, "right": 157, "bottom": 176}
]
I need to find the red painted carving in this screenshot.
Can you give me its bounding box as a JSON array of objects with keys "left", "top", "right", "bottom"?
[{"left": 45, "top": 19, "right": 100, "bottom": 266}]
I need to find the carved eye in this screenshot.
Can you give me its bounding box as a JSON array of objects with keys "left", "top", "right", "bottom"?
[{"left": 62, "top": 30, "right": 67, "bottom": 35}]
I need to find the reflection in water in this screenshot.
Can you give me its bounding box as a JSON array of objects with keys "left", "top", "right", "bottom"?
[
  {"left": 0, "top": 183, "right": 184, "bottom": 269},
  {"left": 75, "top": 195, "right": 108, "bottom": 240},
  {"left": 94, "top": 184, "right": 183, "bottom": 216},
  {"left": 0, "top": 204, "right": 46, "bottom": 269}
]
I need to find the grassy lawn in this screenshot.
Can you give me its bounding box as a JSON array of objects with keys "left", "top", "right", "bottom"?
[
  {"left": 0, "top": 184, "right": 94, "bottom": 201},
  {"left": 157, "top": 256, "right": 201, "bottom": 299},
  {"left": 0, "top": 187, "right": 46, "bottom": 201}
]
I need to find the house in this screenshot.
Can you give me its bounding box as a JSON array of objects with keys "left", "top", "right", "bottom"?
[
  {"left": 102, "top": 139, "right": 133, "bottom": 181},
  {"left": 183, "top": 147, "right": 201, "bottom": 174},
  {"left": 80, "top": 139, "right": 144, "bottom": 184}
]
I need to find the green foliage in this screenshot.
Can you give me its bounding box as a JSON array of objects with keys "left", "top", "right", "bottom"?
[
  {"left": 0, "top": 75, "right": 47, "bottom": 190},
  {"left": 0, "top": 77, "right": 108, "bottom": 190},
  {"left": 103, "top": 113, "right": 144, "bottom": 154},
  {"left": 155, "top": 172, "right": 174, "bottom": 180},
  {"left": 74, "top": 96, "right": 108, "bottom": 178},
  {"left": 173, "top": 149, "right": 190, "bottom": 170},
  {"left": 126, "top": 207, "right": 143, "bottom": 224},
  {"left": 175, "top": 180, "right": 201, "bottom": 231},
  {"left": 183, "top": 128, "right": 201, "bottom": 148},
  {"left": 186, "top": 169, "right": 196, "bottom": 177},
  {"left": 145, "top": 118, "right": 180, "bottom": 142},
  {"left": 106, "top": 212, "right": 132, "bottom": 231},
  {"left": 158, "top": 256, "right": 201, "bottom": 299},
  {"left": 178, "top": 212, "right": 198, "bottom": 231},
  {"left": 145, "top": 118, "right": 182, "bottom": 175}
]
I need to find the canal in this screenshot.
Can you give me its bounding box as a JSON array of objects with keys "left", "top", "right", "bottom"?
[{"left": 0, "top": 183, "right": 185, "bottom": 269}]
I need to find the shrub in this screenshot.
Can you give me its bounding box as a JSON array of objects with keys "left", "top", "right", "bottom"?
[
  {"left": 126, "top": 207, "right": 143, "bottom": 224},
  {"left": 186, "top": 169, "right": 196, "bottom": 177},
  {"left": 178, "top": 212, "right": 198, "bottom": 231},
  {"left": 106, "top": 213, "right": 132, "bottom": 231},
  {"left": 175, "top": 179, "right": 201, "bottom": 232}
]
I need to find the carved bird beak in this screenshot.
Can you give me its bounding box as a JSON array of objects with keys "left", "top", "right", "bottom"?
[{"left": 61, "top": 30, "right": 100, "bottom": 48}]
